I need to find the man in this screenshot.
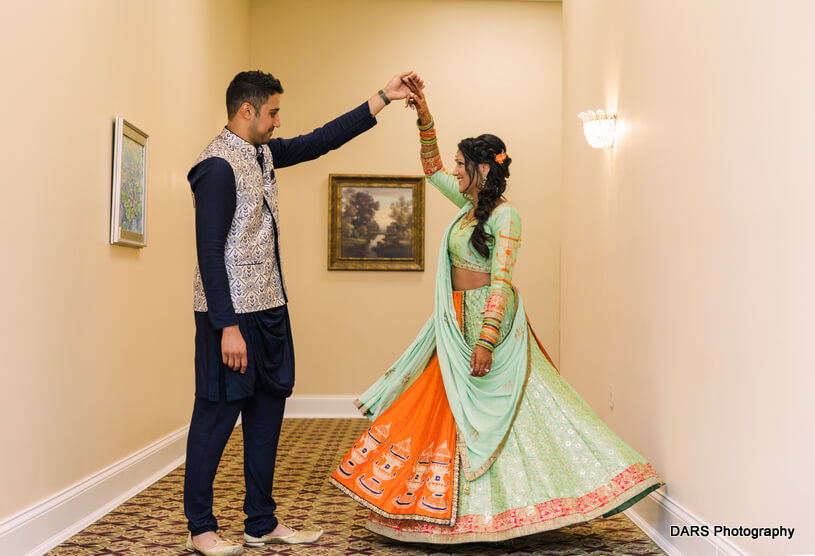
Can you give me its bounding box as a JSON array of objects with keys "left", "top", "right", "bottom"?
[{"left": 184, "top": 70, "right": 422, "bottom": 556}]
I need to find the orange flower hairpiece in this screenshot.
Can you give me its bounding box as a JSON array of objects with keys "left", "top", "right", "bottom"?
[{"left": 495, "top": 152, "right": 507, "bottom": 164}]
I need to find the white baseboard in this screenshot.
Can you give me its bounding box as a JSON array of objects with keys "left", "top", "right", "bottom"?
[
  {"left": 0, "top": 425, "right": 188, "bottom": 556},
  {"left": 0, "top": 398, "right": 358, "bottom": 555},
  {"left": 625, "top": 490, "right": 745, "bottom": 556},
  {"left": 284, "top": 395, "right": 364, "bottom": 418},
  {"left": 0, "top": 402, "right": 745, "bottom": 556},
  {"left": 0, "top": 405, "right": 745, "bottom": 556}
]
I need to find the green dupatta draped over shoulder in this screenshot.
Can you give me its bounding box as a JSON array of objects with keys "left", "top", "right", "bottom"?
[{"left": 356, "top": 201, "right": 529, "bottom": 481}]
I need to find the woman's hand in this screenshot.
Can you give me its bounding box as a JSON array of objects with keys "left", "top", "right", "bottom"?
[
  {"left": 404, "top": 76, "right": 431, "bottom": 124},
  {"left": 369, "top": 72, "right": 425, "bottom": 116},
  {"left": 470, "top": 345, "right": 493, "bottom": 377},
  {"left": 383, "top": 71, "right": 424, "bottom": 101}
]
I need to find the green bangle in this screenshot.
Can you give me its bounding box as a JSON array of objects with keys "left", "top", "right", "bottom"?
[
  {"left": 476, "top": 339, "right": 496, "bottom": 352},
  {"left": 378, "top": 89, "right": 391, "bottom": 105}
]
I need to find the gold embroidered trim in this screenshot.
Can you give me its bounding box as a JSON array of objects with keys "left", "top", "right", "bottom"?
[
  {"left": 456, "top": 288, "right": 528, "bottom": 481},
  {"left": 450, "top": 441, "right": 460, "bottom": 523},
  {"left": 457, "top": 291, "right": 468, "bottom": 339},
  {"left": 364, "top": 474, "right": 664, "bottom": 544},
  {"left": 525, "top": 314, "right": 559, "bottom": 374},
  {"left": 328, "top": 476, "right": 457, "bottom": 527},
  {"left": 353, "top": 399, "right": 370, "bottom": 417},
  {"left": 449, "top": 253, "right": 490, "bottom": 273},
  {"left": 448, "top": 212, "right": 490, "bottom": 272}
]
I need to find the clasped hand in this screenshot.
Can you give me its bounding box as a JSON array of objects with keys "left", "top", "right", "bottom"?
[
  {"left": 382, "top": 71, "right": 425, "bottom": 103},
  {"left": 403, "top": 76, "right": 430, "bottom": 121}
]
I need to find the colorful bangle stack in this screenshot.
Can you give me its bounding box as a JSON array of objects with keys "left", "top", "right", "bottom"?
[
  {"left": 419, "top": 132, "right": 437, "bottom": 145},
  {"left": 476, "top": 316, "right": 502, "bottom": 352},
  {"left": 417, "top": 117, "right": 443, "bottom": 175},
  {"left": 418, "top": 118, "right": 437, "bottom": 145},
  {"left": 418, "top": 117, "right": 435, "bottom": 132}
]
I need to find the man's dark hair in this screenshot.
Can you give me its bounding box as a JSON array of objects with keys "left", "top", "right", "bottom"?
[{"left": 226, "top": 70, "right": 284, "bottom": 120}]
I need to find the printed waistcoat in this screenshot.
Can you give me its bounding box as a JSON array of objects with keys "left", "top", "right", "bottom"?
[{"left": 192, "top": 128, "right": 287, "bottom": 313}]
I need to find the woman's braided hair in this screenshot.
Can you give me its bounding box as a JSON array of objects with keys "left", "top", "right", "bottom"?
[{"left": 457, "top": 134, "right": 512, "bottom": 259}]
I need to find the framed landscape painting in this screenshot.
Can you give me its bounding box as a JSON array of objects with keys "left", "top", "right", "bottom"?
[
  {"left": 110, "top": 117, "right": 149, "bottom": 248},
  {"left": 328, "top": 175, "right": 425, "bottom": 271}
]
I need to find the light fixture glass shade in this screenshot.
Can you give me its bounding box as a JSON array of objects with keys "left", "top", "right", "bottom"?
[{"left": 577, "top": 110, "right": 617, "bottom": 149}]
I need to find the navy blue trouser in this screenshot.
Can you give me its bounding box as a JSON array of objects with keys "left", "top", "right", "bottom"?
[{"left": 184, "top": 389, "right": 286, "bottom": 537}]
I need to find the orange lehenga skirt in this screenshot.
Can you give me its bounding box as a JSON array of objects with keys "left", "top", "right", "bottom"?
[
  {"left": 329, "top": 299, "right": 462, "bottom": 526},
  {"left": 330, "top": 290, "right": 663, "bottom": 543}
]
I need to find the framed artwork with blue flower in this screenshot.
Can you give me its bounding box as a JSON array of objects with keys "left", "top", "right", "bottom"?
[{"left": 110, "top": 117, "right": 149, "bottom": 248}]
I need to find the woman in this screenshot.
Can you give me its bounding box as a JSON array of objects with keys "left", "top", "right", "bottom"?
[{"left": 329, "top": 81, "right": 663, "bottom": 543}]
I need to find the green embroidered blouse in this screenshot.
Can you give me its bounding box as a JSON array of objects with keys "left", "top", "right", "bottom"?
[{"left": 426, "top": 169, "right": 522, "bottom": 349}]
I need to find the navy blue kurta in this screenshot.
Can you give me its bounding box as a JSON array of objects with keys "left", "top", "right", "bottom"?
[{"left": 189, "top": 101, "right": 376, "bottom": 401}]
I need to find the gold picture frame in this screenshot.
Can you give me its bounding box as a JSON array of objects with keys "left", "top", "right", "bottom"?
[
  {"left": 328, "top": 174, "right": 425, "bottom": 271},
  {"left": 110, "top": 117, "right": 149, "bottom": 248}
]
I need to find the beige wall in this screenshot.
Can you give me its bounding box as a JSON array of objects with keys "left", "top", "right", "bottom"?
[
  {"left": 250, "top": 0, "right": 563, "bottom": 395},
  {"left": 0, "top": 1, "right": 250, "bottom": 518},
  {"left": 562, "top": 1, "right": 815, "bottom": 553},
  {"left": 0, "top": 0, "right": 561, "bottom": 527}
]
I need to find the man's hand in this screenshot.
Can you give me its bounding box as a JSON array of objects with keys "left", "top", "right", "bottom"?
[
  {"left": 383, "top": 71, "right": 424, "bottom": 101},
  {"left": 222, "top": 325, "right": 247, "bottom": 374},
  {"left": 470, "top": 345, "right": 493, "bottom": 377},
  {"left": 369, "top": 72, "right": 425, "bottom": 116}
]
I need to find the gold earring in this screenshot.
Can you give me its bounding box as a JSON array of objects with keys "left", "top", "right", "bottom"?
[{"left": 479, "top": 176, "right": 487, "bottom": 189}]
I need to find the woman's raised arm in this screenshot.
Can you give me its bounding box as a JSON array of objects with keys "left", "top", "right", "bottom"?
[{"left": 405, "top": 79, "right": 469, "bottom": 208}]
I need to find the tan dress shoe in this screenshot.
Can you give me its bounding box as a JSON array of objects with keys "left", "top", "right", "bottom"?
[
  {"left": 185, "top": 533, "right": 244, "bottom": 556},
  {"left": 244, "top": 526, "right": 324, "bottom": 546}
]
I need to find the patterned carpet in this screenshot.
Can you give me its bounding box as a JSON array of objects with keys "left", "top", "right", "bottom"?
[{"left": 49, "top": 418, "right": 665, "bottom": 555}]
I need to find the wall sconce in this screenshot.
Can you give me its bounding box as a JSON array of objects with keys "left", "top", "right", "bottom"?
[{"left": 577, "top": 109, "right": 617, "bottom": 149}]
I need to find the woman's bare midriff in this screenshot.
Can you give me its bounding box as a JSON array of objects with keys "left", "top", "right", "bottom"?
[{"left": 452, "top": 267, "right": 490, "bottom": 291}]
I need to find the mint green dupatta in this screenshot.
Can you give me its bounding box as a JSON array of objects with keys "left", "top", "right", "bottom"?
[{"left": 356, "top": 203, "right": 529, "bottom": 480}]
